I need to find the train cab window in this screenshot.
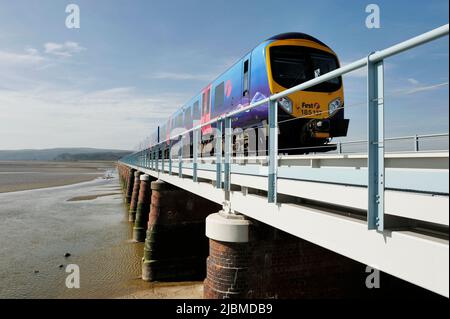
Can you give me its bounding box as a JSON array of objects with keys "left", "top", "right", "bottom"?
[
  {"left": 310, "top": 52, "right": 340, "bottom": 85},
  {"left": 269, "top": 46, "right": 341, "bottom": 92},
  {"left": 243, "top": 60, "right": 249, "bottom": 97},
  {"left": 214, "top": 82, "right": 225, "bottom": 113}
]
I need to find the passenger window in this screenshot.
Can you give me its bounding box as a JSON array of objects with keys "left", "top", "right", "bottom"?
[
  {"left": 176, "top": 113, "right": 182, "bottom": 128},
  {"left": 193, "top": 101, "right": 200, "bottom": 120},
  {"left": 185, "top": 106, "right": 192, "bottom": 129},
  {"left": 202, "top": 89, "right": 211, "bottom": 115},
  {"left": 243, "top": 60, "right": 249, "bottom": 97},
  {"left": 214, "top": 82, "right": 225, "bottom": 113}
]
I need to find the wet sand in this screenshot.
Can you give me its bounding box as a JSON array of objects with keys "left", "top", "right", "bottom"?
[
  {"left": 118, "top": 282, "right": 203, "bottom": 299},
  {"left": 0, "top": 161, "right": 114, "bottom": 193},
  {"left": 67, "top": 192, "right": 121, "bottom": 201},
  {"left": 0, "top": 162, "right": 203, "bottom": 299}
]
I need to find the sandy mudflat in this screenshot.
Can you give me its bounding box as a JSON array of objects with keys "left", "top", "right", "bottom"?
[
  {"left": 0, "top": 161, "right": 115, "bottom": 193},
  {"left": 67, "top": 192, "right": 121, "bottom": 201},
  {"left": 117, "top": 282, "right": 204, "bottom": 299},
  {"left": 0, "top": 172, "right": 203, "bottom": 299}
]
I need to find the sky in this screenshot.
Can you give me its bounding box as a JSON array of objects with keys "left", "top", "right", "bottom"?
[{"left": 0, "top": 0, "right": 448, "bottom": 150}]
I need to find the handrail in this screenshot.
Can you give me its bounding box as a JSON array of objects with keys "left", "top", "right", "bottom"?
[{"left": 120, "top": 24, "right": 449, "bottom": 232}]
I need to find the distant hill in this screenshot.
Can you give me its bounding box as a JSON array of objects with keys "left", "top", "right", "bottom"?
[
  {"left": 54, "top": 152, "right": 131, "bottom": 161},
  {"left": 0, "top": 148, "right": 132, "bottom": 161}
]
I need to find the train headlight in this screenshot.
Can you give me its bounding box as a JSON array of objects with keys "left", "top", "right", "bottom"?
[
  {"left": 277, "top": 97, "right": 293, "bottom": 114},
  {"left": 328, "top": 98, "right": 341, "bottom": 115}
]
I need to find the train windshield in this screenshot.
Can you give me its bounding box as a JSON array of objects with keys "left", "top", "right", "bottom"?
[{"left": 270, "top": 45, "right": 341, "bottom": 92}]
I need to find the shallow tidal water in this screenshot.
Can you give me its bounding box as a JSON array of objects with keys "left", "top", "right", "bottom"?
[{"left": 0, "top": 168, "right": 202, "bottom": 298}]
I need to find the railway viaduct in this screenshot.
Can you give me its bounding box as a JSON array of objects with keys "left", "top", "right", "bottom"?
[{"left": 116, "top": 24, "right": 449, "bottom": 299}]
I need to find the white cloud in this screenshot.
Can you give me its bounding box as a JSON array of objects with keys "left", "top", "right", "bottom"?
[
  {"left": 0, "top": 85, "right": 188, "bottom": 150},
  {"left": 403, "top": 82, "right": 448, "bottom": 95},
  {"left": 44, "top": 41, "right": 85, "bottom": 57},
  {"left": 407, "top": 78, "right": 420, "bottom": 85},
  {"left": 390, "top": 81, "right": 449, "bottom": 96},
  {"left": 149, "top": 71, "right": 214, "bottom": 81},
  {"left": 25, "top": 48, "right": 39, "bottom": 55},
  {"left": 0, "top": 41, "right": 85, "bottom": 69},
  {"left": 0, "top": 49, "right": 45, "bottom": 66}
]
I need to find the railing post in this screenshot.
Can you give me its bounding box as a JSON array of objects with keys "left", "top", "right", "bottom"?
[
  {"left": 178, "top": 135, "right": 183, "bottom": 178},
  {"left": 148, "top": 146, "right": 153, "bottom": 170},
  {"left": 156, "top": 145, "right": 160, "bottom": 173},
  {"left": 168, "top": 140, "right": 172, "bottom": 174},
  {"left": 154, "top": 147, "right": 156, "bottom": 170},
  {"left": 268, "top": 99, "right": 278, "bottom": 203},
  {"left": 193, "top": 128, "right": 199, "bottom": 182},
  {"left": 143, "top": 150, "right": 146, "bottom": 168},
  {"left": 161, "top": 143, "right": 165, "bottom": 173},
  {"left": 215, "top": 120, "right": 223, "bottom": 188},
  {"left": 224, "top": 117, "right": 232, "bottom": 192},
  {"left": 367, "top": 55, "right": 385, "bottom": 231},
  {"left": 153, "top": 147, "right": 156, "bottom": 170}
]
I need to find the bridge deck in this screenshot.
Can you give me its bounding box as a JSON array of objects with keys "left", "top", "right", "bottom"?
[{"left": 123, "top": 151, "right": 449, "bottom": 297}]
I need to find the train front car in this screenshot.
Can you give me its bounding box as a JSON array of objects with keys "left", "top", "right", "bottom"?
[{"left": 265, "top": 33, "right": 349, "bottom": 153}]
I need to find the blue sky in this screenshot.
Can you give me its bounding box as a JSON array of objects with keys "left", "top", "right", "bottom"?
[{"left": 0, "top": 0, "right": 448, "bottom": 150}]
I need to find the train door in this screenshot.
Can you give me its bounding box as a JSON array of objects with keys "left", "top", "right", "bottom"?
[{"left": 201, "top": 85, "right": 212, "bottom": 135}]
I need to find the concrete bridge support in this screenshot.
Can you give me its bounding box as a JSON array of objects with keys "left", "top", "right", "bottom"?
[
  {"left": 204, "top": 212, "right": 251, "bottom": 299},
  {"left": 133, "top": 174, "right": 154, "bottom": 242},
  {"left": 128, "top": 171, "right": 142, "bottom": 222},
  {"left": 204, "top": 212, "right": 362, "bottom": 299},
  {"left": 141, "top": 179, "right": 220, "bottom": 282}
]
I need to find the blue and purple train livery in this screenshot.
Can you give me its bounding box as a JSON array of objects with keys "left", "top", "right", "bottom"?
[{"left": 150, "top": 32, "right": 349, "bottom": 153}]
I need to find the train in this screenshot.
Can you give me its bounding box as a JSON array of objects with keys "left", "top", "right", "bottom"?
[{"left": 147, "top": 32, "right": 349, "bottom": 155}]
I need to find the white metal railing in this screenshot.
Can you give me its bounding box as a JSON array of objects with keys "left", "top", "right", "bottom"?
[{"left": 121, "top": 24, "right": 449, "bottom": 231}]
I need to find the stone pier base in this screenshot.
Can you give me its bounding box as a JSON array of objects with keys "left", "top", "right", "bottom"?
[
  {"left": 204, "top": 212, "right": 362, "bottom": 299},
  {"left": 142, "top": 179, "right": 220, "bottom": 282},
  {"left": 128, "top": 171, "right": 142, "bottom": 222},
  {"left": 133, "top": 174, "right": 154, "bottom": 242},
  {"left": 117, "top": 164, "right": 128, "bottom": 191},
  {"left": 125, "top": 168, "right": 136, "bottom": 207}
]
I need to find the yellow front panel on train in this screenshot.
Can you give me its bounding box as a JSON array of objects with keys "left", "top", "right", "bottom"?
[{"left": 266, "top": 39, "right": 344, "bottom": 120}]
